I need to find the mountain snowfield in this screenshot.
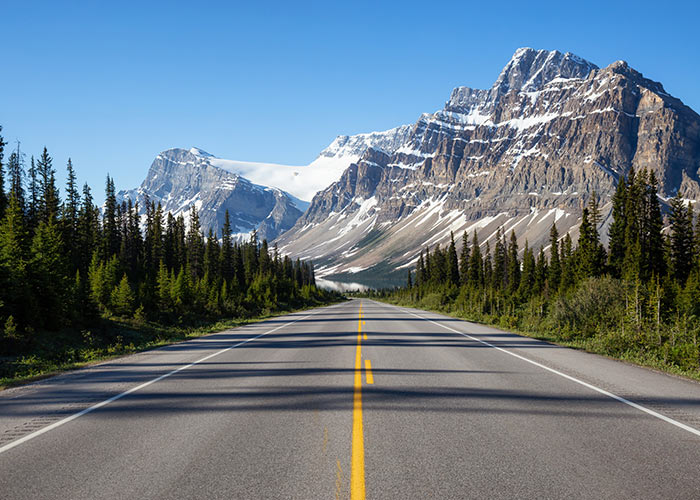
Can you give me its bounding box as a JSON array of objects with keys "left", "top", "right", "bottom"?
[{"left": 276, "top": 47, "right": 700, "bottom": 286}]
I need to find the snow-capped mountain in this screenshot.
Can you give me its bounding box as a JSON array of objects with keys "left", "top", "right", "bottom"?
[
  {"left": 118, "top": 126, "right": 412, "bottom": 240},
  {"left": 275, "top": 47, "right": 700, "bottom": 286},
  {"left": 118, "top": 148, "right": 305, "bottom": 241}
]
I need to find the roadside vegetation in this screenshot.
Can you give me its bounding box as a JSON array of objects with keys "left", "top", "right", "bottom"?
[
  {"left": 363, "top": 168, "right": 700, "bottom": 381},
  {"left": 0, "top": 127, "right": 341, "bottom": 388}
]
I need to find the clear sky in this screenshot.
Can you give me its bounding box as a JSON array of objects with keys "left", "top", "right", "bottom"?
[{"left": 2, "top": 0, "right": 698, "bottom": 201}]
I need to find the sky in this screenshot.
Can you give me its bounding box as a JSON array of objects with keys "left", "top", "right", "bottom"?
[{"left": 2, "top": 0, "right": 698, "bottom": 202}]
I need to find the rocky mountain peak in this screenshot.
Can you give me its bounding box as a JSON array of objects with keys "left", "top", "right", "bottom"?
[
  {"left": 276, "top": 48, "right": 700, "bottom": 287},
  {"left": 491, "top": 47, "right": 598, "bottom": 95}
]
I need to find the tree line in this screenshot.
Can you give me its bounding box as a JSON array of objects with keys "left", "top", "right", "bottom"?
[
  {"left": 378, "top": 168, "right": 700, "bottom": 373},
  {"left": 0, "top": 128, "right": 329, "bottom": 355}
]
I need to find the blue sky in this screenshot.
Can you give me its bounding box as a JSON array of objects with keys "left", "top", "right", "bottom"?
[{"left": 2, "top": 0, "right": 698, "bottom": 201}]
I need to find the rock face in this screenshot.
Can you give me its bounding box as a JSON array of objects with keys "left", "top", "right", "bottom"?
[
  {"left": 118, "top": 148, "right": 305, "bottom": 241},
  {"left": 276, "top": 47, "right": 700, "bottom": 285}
]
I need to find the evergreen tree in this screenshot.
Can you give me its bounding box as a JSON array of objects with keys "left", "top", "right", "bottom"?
[
  {"left": 27, "top": 156, "right": 39, "bottom": 231},
  {"left": 608, "top": 176, "right": 627, "bottom": 277},
  {"left": 0, "top": 193, "right": 31, "bottom": 328},
  {"left": 111, "top": 274, "right": 135, "bottom": 316},
  {"left": 7, "top": 143, "right": 25, "bottom": 212},
  {"left": 518, "top": 241, "right": 535, "bottom": 299},
  {"left": 467, "top": 231, "right": 483, "bottom": 288},
  {"left": 493, "top": 227, "right": 506, "bottom": 290},
  {"left": 36, "top": 147, "right": 60, "bottom": 224},
  {"left": 559, "top": 234, "right": 575, "bottom": 292},
  {"left": 506, "top": 230, "right": 520, "bottom": 294},
  {"left": 534, "top": 247, "right": 547, "bottom": 295},
  {"left": 446, "top": 232, "right": 460, "bottom": 286},
  {"left": 186, "top": 205, "right": 204, "bottom": 279},
  {"left": 669, "top": 193, "right": 694, "bottom": 285},
  {"left": 220, "top": 210, "right": 233, "bottom": 282},
  {"left": 459, "top": 231, "right": 469, "bottom": 285},
  {"left": 30, "top": 219, "right": 68, "bottom": 327},
  {"left": 62, "top": 159, "right": 80, "bottom": 269},
  {"left": 0, "top": 129, "right": 6, "bottom": 218},
  {"left": 548, "top": 224, "right": 561, "bottom": 291},
  {"left": 102, "top": 175, "right": 119, "bottom": 258}
]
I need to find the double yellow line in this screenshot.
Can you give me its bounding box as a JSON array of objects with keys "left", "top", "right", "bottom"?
[{"left": 352, "top": 302, "right": 368, "bottom": 499}]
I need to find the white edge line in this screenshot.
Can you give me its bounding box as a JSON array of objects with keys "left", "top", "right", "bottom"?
[
  {"left": 394, "top": 303, "right": 700, "bottom": 438},
  {"left": 0, "top": 303, "right": 343, "bottom": 455}
]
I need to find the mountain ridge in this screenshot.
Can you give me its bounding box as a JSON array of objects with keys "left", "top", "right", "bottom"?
[{"left": 275, "top": 47, "right": 700, "bottom": 286}]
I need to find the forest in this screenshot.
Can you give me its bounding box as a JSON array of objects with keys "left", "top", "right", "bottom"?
[
  {"left": 369, "top": 167, "right": 700, "bottom": 377},
  {"left": 0, "top": 127, "right": 337, "bottom": 381}
]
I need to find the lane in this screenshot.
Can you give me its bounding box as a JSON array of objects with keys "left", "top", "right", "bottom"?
[
  {"left": 1, "top": 298, "right": 699, "bottom": 499},
  {"left": 360, "top": 300, "right": 700, "bottom": 499},
  {"left": 0, "top": 302, "right": 358, "bottom": 499}
]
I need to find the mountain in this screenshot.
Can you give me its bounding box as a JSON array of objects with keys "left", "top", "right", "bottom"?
[
  {"left": 119, "top": 126, "right": 413, "bottom": 240},
  {"left": 118, "top": 148, "right": 305, "bottom": 241},
  {"left": 275, "top": 47, "right": 700, "bottom": 287}
]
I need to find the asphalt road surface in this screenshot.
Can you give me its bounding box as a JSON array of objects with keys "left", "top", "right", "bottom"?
[{"left": 2, "top": 299, "right": 700, "bottom": 499}]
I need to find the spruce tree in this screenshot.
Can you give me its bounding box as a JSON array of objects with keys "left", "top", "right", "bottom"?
[
  {"left": 506, "top": 230, "right": 520, "bottom": 294},
  {"left": 111, "top": 274, "right": 135, "bottom": 317},
  {"left": 669, "top": 193, "right": 694, "bottom": 284},
  {"left": 102, "top": 175, "right": 119, "bottom": 258},
  {"left": 518, "top": 241, "right": 535, "bottom": 300},
  {"left": 36, "top": 147, "right": 60, "bottom": 224},
  {"left": 459, "top": 231, "right": 469, "bottom": 285},
  {"left": 7, "top": 144, "right": 25, "bottom": 212},
  {"left": 446, "top": 232, "right": 460, "bottom": 286},
  {"left": 608, "top": 177, "right": 627, "bottom": 278},
  {"left": 548, "top": 224, "right": 561, "bottom": 291},
  {"left": 0, "top": 130, "right": 6, "bottom": 218},
  {"left": 467, "top": 231, "right": 483, "bottom": 288},
  {"left": 0, "top": 193, "right": 31, "bottom": 328}
]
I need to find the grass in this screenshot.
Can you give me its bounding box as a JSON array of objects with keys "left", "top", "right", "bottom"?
[{"left": 0, "top": 301, "right": 344, "bottom": 391}]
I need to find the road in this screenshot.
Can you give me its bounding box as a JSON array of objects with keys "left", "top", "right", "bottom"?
[{"left": 1, "top": 299, "right": 700, "bottom": 499}]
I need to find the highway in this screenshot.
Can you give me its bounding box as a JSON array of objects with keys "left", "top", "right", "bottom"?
[{"left": 1, "top": 299, "right": 700, "bottom": 499}]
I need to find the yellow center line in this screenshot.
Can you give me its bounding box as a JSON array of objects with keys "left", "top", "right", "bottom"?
[
  {"left": 351, "top": 302, "right": 366, "bottom": 500},
  {"left": 364, "top": 359, "right": 374, "bottom": 384}
]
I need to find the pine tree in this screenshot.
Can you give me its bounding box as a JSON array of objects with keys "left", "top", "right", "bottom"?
[
  {"left": 493, "top": 227, "right": 506, "bottom": 290},
  {"left": 0, "top": 193, "right": 31, "bottom": 328},
  {"left": 7, "top": 143, "right": 25, "bottom": 212},
  {"left": 186, "top": 205, "right": 204, "bottom": 279},
  {"left": 446, "top": 232, "right": 460, "bottom": 286},
  {"left": 534, "top": 247, "right": 547, "bottom": 295},
  {"left": 36, "top": 147, "right": 60, "bottom": 224},
  {"left": 459, "top": 231, "right": 469, "bottom": 285},
  {"left": 62, "top": 159, "right": 80, "bottom": 269},
  {"left": 468, "top": 231, "right": 483, "bottom": 288},
  {"left": 111, "top": 274, "right": 135, "bottom": 317},
  {"left": 608, "top": 177, "right": 627, "bottom": 278},
  {"left": 102, "top": 175, "right": 119, "bottom": 258},
  {"left": 506, "top": 230, "right": 520, "bottom": 295},
  {"left": 27, "top": 156, "right": 39, "bottom": 232},
  {"left": 548, "top": 224, "right": 561, "bottom": 291},
  {"left": 30, "top": 219, "right": 68, "bottom": 327},
  {"left": 669, "top": 193, "right": 694, "bottom": 284},
  {"left": 220, "top": 210, "right": 233, "bottom": 282},
  {"left": 0, "top": 130, "right": 6, "bottom": 218},
  {"left": 518, "top": 241, "right": 535, "bottom": 300},
  {"left": 559, "top": 234, "right": 575, "bottom": 292}
]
